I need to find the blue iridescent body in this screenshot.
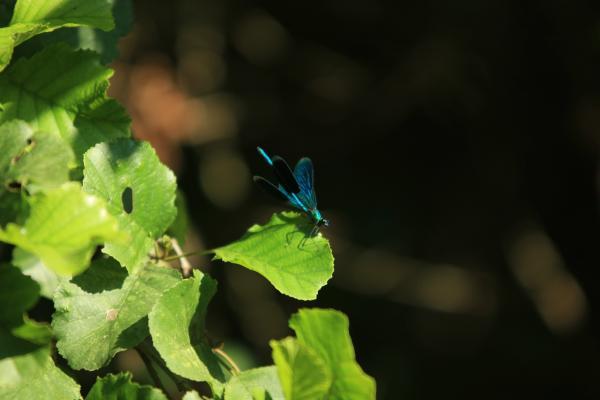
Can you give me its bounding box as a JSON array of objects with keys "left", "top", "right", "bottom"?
[{"left": 254, "top": 146, "right": 329, "bottom": 234}]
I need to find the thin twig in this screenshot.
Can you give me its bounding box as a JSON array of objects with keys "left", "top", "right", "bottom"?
[
  {"left": 162, "top": 250, "right": 208, "bottom": 263},
  {"left": 171, "top": 238, "right": 193, "bottom": 278},
  {"left": 213, "top": 347, "right": 241, "bottom": 375}
]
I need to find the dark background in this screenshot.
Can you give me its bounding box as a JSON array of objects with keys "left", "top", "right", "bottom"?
[{"left": 109, "top": 0, "right": 600, "bottom": 398}]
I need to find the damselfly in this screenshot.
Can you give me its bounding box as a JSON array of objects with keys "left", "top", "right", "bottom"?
[{"left": 254, "top": 147, "right": 329, "bottom": 237}]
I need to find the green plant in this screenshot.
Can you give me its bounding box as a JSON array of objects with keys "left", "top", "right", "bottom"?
[{"left": 0, "top": 1, "right": 375, "bottom": 399}]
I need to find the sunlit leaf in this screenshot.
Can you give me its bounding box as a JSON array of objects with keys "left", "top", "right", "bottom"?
[
  {"left": 0, "top": 183, "right": 120, "bottom": 275},
  {"left": 0, "top": 120, "right": 73, "bottom": 192},
  {"left": 0, "top": 43, "right": 130, "bottom": 164},
  {"left": 167, "top": 190, "right": 189, "bottom": 245},
  {"left": 224, "top": 366, "right": 284, "bottom": 400},
  {"left": 148, "top": 270, "right": 225, "bottom": 394},
  {"left": 285, "top": 308, "right": 376, "bottom": 400},
  {"left": 83, "top": 139, "right": 177, "bottom": 272},
  {"left": 16, "top": 0, "right": 133, "bottom": 65},
  {"left": 0, "top": 0, "right": 114, "bottom": 71},
  {"left": 212, "top": 212, "right": 334, "bottom": 300},
  {"left": 86, "top": 372, "right": 166, "bottom": 400},
  {"left": 270, "top": 337, "right": 331, "bottom": 400},
  {"left": 52, "top": 264, "right": 181, "bottom": 370}
]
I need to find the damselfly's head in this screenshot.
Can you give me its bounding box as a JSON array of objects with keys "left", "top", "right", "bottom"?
[{"left": 318, "top": 218, "right": 330, "bottom": 228}]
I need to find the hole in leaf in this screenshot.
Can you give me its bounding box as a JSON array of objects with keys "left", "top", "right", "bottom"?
[
  {"left": 122, "top": 187, "right": 133, "bottom": 214},
  {"left": 6, "top": 181, "right": 22, "bottom": 192}
]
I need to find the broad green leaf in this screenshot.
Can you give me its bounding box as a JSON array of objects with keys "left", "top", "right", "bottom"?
[
  {"left": 167, "top": 190, "right": 189, "bottom": 245},
  {"left": 0, "top": 43, "right": 130, "bottom": 164},
  {"left": 83, "top": 139, "right": 177, "bottom": 272},
  {"left": 0, "top": 345, "right": 81, "bottom": 400},
  {"left": 287, "top": 309, "right": 376, "bottom": 400},
  {"left": 270, "top": 337, "right": 331, "bottom": 400},
  {"left": 212, "top": 212, "right": 334, "bottom": 300},
  {"left": 0, "top": 183, "right": 120, "bottom": 275},
  {"left": 0, "top": 120, "right": 71, "bottom": 226},
  {"left": 0, "top": 0, "right": 114, "bottom": 71},
  {"left": 224, "top": 366, "right": 284, "bottom": 400},
  {"left": 16, "top": 0, "right": 133, "bottom": 65},
  {"left": 148, "top": 270, "right": 225, "bottom": 394},
  {"left": 52, "top": 263, "right": 181, "bottom": 370},
  {"left": 12, "top": 248, "right": 65, "bottom": 298},
  {"left": 86, "top": 372, "right": 166, "bottom": 400},
  {"left": 0, "top": 120, "right": 73, "bottom": 193}
]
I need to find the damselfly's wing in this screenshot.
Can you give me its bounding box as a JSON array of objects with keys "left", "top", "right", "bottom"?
[
  {"left": 253, "top": 176, "right": 307, "bottom": 211},
  {"left": 294, "top": 157, "right": 317, "bottom": 209},
  {"left": 253, "top": 176, "right": 288, "bottom": 202},
  {"left": 271, "top": 155, "right": 300, "bottom": 194}
]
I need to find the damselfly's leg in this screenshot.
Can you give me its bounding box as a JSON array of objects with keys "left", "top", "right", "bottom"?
[{"left": 298, "top": 223, "right": 319, "bottom": 249}]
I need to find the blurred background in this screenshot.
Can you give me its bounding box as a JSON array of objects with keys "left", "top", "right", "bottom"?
[{"left": 107, "top": 0, "right": 600, "bottom": 398}]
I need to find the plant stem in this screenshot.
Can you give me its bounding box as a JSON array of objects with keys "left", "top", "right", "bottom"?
[
  {"left": 162, "top": 250, "right": 209, "bottom": 262},
  {"left": 213, "top": 347, "right": 241, "bottom": 375},
  {"left": 136, "top": 346, "right": 170, "bottom": 396},
  {"left": 171, "top": 238, "right": 192, "bottom": 277}
]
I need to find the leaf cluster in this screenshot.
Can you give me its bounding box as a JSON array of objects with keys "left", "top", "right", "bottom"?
[{"left": 0, "top": 1, "right": 374, "bottom": 399}]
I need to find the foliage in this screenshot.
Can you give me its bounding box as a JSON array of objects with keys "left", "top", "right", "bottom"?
[{"left": 0, "top": 1, "right": 375, "bottom": 399}]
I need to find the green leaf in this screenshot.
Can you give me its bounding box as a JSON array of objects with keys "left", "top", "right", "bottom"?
[
  {"left": 0, "top": 183, "right": 120, "bottom": 275},
  {"left": 148, "top": 270, "right": 225, "bottom": 394},
  {"left": 224, "top": 366, "right": 284, "bottom": 400},
  {"left": 11, "top": 316, "right": 53, "bottom": 345},
  {"left": 0, "top": 120, "right": 73, "bottom": 192},
  {"left": 167, "top": 190, "right": 189, "bottom": 245},
  {"left": 16, "top": 0, "right": 133, "bottom": 65},
  {"left": 0, "top": 120, "right": 72, "bottom": 227},
  {"left": 0, "top": 0, "right": 114, "bottom": 71},
  {"left": 270, "top": 337, "right": 331, "bottom": 400},
  {"left": 0, "top": 345, "right": 81, "bottom": 400},
  {"left": 286, "top": 309, "right": 376, "bottom": 400},
  {"left": 0, "top": 43, "right": 130, "bottom": 164},
  {"left": 0, "top": 264, "right": 39, "bottom": 328},
  {"left": 52, "top": 263, "right": 181, "bottom": 370},
  {"left": 212, "top": 212, "right": 334, "bottom": 300},
  {"left": 12, "top": 248, "right": 65, "bottom": 298},
  {"left": 83, "top": 139, "right": 177, "bottom": 272},
  {"left": 86, "top": 372, "right": 167, "bottom": 400}
]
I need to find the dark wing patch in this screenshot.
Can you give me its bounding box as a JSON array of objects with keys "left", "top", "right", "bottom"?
[
  {"left": 272, "top": 155, "right": 300, "bottom": 194},
  {"left": 253, "top": 176, "right": 289, "bottom": 202}
]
